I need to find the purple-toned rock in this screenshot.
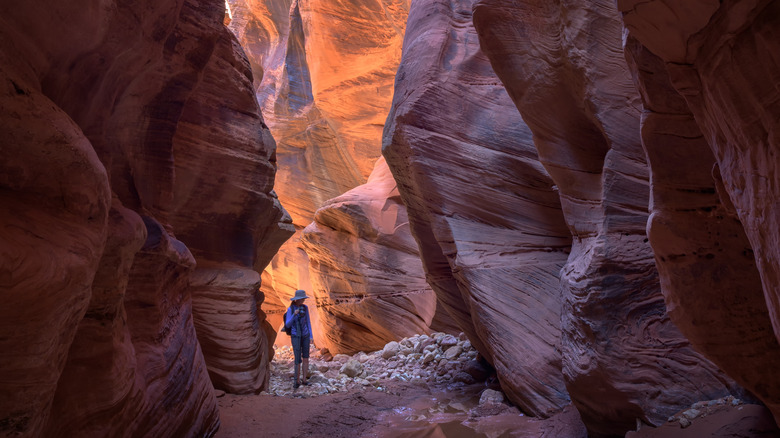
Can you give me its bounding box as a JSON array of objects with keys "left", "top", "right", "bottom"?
[
  {"left": 473, "top": 0, "right": 737, "bottom": 434},
  {"left": 620, "top": 0, "right": 780, "bottom": 423},
  {"left": 383, "top": 0, "right": 572, "bottom": 417}
]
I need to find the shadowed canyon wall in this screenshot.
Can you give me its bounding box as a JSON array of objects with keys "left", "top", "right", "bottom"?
[
  {"left": 226, "top": 0, "right": 410, "bottom": 341},
  {"left": 620, "top": 0, "right": 780, "bottom": 424},
  {"left": 469, "top": 0, "right": 740, "bottom": 435},
  {"left": 0, "top": 0, "right": 290, "bottom": 435},
  {"left": 383, "top": 0, "right": 573, "bottom": 418}
]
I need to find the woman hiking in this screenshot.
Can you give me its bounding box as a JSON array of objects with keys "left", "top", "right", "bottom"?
[{"left": 284, "top": 289, "right": 313, "bottom": 388}]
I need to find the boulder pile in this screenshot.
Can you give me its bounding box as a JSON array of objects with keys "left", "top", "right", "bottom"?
[{"left": 264, "top": 332, "right": 495, "bottom": 397}]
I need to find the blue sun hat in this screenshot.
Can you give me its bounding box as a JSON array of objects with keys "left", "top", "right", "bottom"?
[{"left": 291, "top": 289, "right": 310, "bottom": 301}]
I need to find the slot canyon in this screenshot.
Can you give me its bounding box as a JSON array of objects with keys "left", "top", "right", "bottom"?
[{"left": 2, "top": 0, "right": 780, "bottom": 436}]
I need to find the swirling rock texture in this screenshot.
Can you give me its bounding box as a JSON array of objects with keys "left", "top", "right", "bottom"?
[
  {"left": 301, "top": 158, "right": 458, "bottom": 354},
  {"left": 619, "top": 0, "right": 780, "bottom": 423},
  {"left": 382, "top": 0, "right": 573, "bottom": 418},
  {"left": 472, "top": 0, "right": 738, "bottom": 435},
  {"left": 225, "top": 0, "right": 409, "bottom": 338},
  {"left": 1, "top": 0, "right": 289, "bottom": 435}
]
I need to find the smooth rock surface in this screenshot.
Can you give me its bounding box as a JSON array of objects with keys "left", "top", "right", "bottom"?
[
  {"left": 302, "top": 158, "right": 457, "bottom": 354},
  {"left": 472, "top": 0, "right": 738, "bottom": 434},
  {"left": 226, "top": 0, "right": 409, "bottom": 338},
  {"left": 623, "top": 33, "right": 780, "bottom": 425},
  {"left": 620, "top": 0, "right": 780, "bottom": 423},
  {"left": 1, "top": 0, "right": 288, "bottom": 434},
  {"left": 383, "top": 0, "right": 572, "bottom": 418}
]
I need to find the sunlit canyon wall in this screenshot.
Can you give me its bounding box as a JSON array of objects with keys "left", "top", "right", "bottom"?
[
  {"left": 0, "top": 0, "right": 291, "bottom": 435},
  {"left": 225, "top": 0, "right": 411, "bottom": 345},
  {"left": 299, "top": 157, "right": 457, "bottom": 353}
]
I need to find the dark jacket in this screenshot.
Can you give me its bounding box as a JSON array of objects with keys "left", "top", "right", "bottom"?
[{"left": 284, "top": 304, "right": 312, "bottom": 338}]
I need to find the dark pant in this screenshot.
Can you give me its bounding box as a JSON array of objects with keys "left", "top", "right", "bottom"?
[{"left": 291, "top": 335, "right": 310, "bottom": 365}]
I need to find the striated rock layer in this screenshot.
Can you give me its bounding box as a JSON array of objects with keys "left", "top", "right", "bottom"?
[
  {"left": 383, "top": 0, "right": 573, "bottom": 417},
  {"left": 0, "top": 0, "right": 289, "bottom": 434},
  {"left": 620, "top": 0, "right": 780, "bottom": 423},
  {"left": 472, "top": 0, "right": 738, "bottom": 434},
  {"left": 226, "top": 0, "right": 409, "bottom": 339},
  {"left": 302, "top": 158, "right": 458, "bottom": 354}
]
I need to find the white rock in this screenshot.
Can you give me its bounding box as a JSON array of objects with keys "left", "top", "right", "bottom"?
[
  {"left": 333, "top": 354, "right": 351, "bottom": 363},
  {"left": 682, "top": 409, "right": 700, "bottom": 420},
  {"left": 381, "top": 341, "right": 401, "bottom": 359},
  {"left": 439, "top": 334, "right": 458, "bottom": 347},
  {"left": 444, "top": 345, "right": 462, "bottom": 360},
  {"left": 479, "top": 389, "right": 504, "bottom": 405}
]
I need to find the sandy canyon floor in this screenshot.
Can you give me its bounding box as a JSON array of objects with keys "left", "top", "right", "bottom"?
[{"left": 215, "top": 336, "right": 780, "bottom": 438}]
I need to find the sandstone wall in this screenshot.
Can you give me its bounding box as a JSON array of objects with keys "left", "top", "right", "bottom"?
[
  {"left": 301, "top": 158, "right": 458, "bottom": 354},
  {"left": 472, "top": 0, "right": 738, "bottom": 434},
  {"left": 620, "top": 0, "right": 780, "bottom": 423},
  {"left": 382, "top": 0, "right": 574, "bottom": 418},
  {"left": 0, "top": 0, "right": 289, "bottom": 434},
  {"left": 226, "top": 0, "right": 409, "bottom": 341}
]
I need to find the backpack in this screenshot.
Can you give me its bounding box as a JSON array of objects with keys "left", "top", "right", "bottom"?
[{"left": 281, "top": 307, "right": 292, "bottom": 336}]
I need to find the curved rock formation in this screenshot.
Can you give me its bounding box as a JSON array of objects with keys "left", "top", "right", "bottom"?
[
  {"left": 302, "top": 158, "right": 457, "bottom": 354},
  {"left": 472, "top": 0, "right": 738, "bottom": 434},
  {"left": 382, "top": 0, "right": 573, "bottom": 417},
  {"left": 226, "top": 0, "right": 409, "bottom": 338},
  {"left": 620, "top": 0, "right": 780, "bottom": 423},
  {"left": 1, "top": 0, "right": 289, "bottom": 434}
]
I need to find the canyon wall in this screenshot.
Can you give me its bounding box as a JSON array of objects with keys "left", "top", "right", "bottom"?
[
  {"left": 0, "top": 0, "right": 289, "bottom": 435},
  {"left": 301, "top": 158, "right": 458, "bottom": 354},
  {"left": 464, "top": 0, "right": 740, "bottom": 435},
  {"left": 620, "top": 0, "right": 780, "bottom": 424},
  {"left": 382, "top": 0, "right": 573, "bottom": 418},
  {"left": 226, "top": 0, "right": 409, "bottom": 341}
]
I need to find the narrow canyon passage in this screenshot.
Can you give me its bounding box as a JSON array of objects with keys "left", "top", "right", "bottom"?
[{"left": 4, "top": 0, "right": 780, "bottom": 437}]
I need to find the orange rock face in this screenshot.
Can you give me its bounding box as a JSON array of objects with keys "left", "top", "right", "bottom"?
[
  {"left": 472, "top": 0, "right": 738, "bottom": 434},
  {"left": 383, "top": 0, "right": 573, "bottom": 418},
  {"left": 620, "top": 0, "right": 780, "bottom": 423},
  {"left": 301, "top": 158, "right": 457, "bottom": 354},
  {"left": 1, "top": 0, "right": 289, "bottom": 434},
  {"left": 226, "top": 0, "right": 409, "bottom": 340}
]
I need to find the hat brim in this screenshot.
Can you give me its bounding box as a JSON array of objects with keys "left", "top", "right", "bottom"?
[{"left": 290, "top": 295, "right": 310, "bottom": 300}]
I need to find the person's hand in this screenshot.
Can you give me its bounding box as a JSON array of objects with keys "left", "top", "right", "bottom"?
[{"left": 294, "top": 308, "right": 300, "bottom": 315}]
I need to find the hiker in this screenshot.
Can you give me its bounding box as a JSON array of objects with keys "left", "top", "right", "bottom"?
[{"left": 284, "top": 289, "right": 313, "bottom": 388}]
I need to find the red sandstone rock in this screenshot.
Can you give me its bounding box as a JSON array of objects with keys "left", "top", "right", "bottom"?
[
  {"left": 382, "top": 0, "right": 573, "bottom": 417},
  {"left": 619, "top": 0, "right": 780, "bottom": 424},
  {"left": 0, "top": 60, "right": 112, "bottom": 436},
  {"left": 301, "top": 158, "right": 457, "bottom": 354},
  {"left": 167, "top": 19, "right": 294, "bottom": 392},
  {"left": 226, "top": 0, "right": 409, "bottom": 339},
  {"left": 473, "top": 0, "right": 738, "bottom": 434},
  {"left": 1, "top": 0, "right": 288, "bottom": 434}
]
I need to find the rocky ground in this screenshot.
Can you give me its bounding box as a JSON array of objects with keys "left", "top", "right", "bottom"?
[
  {"left": 266, "top": 332, "right": 493, "bottom": 396},
  {"left": 215, "top": 332, "right": 780, "bottom": 437}
]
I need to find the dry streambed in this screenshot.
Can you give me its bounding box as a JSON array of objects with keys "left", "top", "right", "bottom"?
[{"left": 216, "top": 332, "right": 779, "bottom": 438}]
